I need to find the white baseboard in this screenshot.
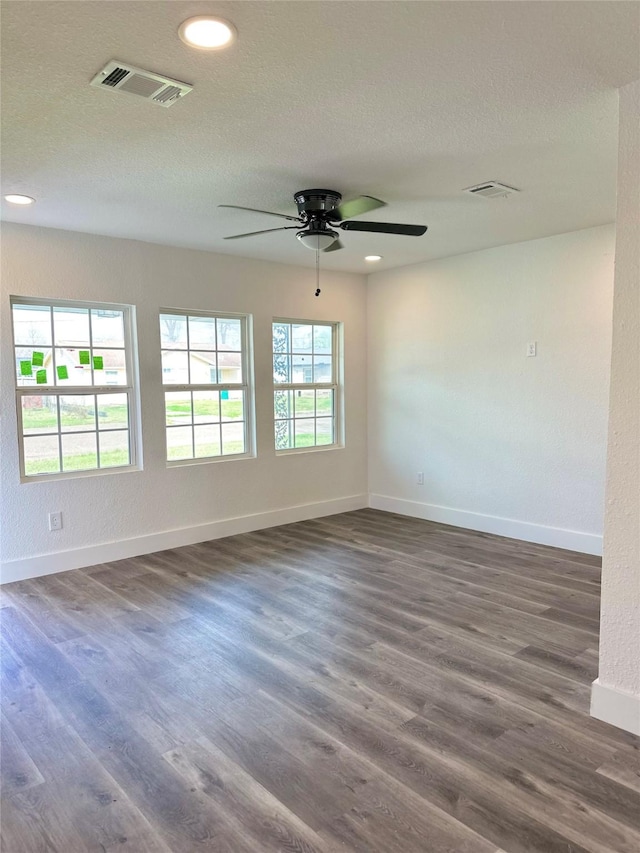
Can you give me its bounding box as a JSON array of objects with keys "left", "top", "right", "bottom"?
[
  {"left": 0, "top": 492, "right": 603, "bottom": 584},
  {"left": 0, "top": 494, "right": 368, "bottom": 585},
  {"left": 368, "top": 494, "right": 602, "bottom": 556},
  {"left": 591, "top": 679, "right": 640, "bottom": 736}
]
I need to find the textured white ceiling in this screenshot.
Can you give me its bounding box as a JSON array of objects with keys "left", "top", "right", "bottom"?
[{"left": 2, "top": 1, "right": 639, "bottom": 273}]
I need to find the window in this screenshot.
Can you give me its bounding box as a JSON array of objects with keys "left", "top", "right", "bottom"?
[
  {"left": 160, "top": 310, "right": 251, "bottom": 462},
  {"left": 273, "top": 320, "right": 339, "bottom": 450},
  {"left": 12, "top": 298, "right": 139, "bottom": 479}
]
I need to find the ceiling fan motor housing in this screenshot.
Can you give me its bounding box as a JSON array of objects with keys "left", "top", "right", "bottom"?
[{"left": 294, "top": 189, "right": 342, "bottom": 219}]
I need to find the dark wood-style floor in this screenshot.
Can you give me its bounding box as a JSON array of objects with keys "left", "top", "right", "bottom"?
[{"left": 1, "top": 509, "right": 639, "bottom": 853}]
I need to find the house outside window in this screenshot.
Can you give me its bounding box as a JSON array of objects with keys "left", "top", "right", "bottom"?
[
  {"left": 160, "top": 310, "right": 252, "bottom": 462},
  {"left": 11, "top": 298, "right": 140, "bottom": 480},
  {"left": 273, "top": 319, "right": 340, "bottom": 451}
]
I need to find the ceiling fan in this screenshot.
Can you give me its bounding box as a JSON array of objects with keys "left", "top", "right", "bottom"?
[{"left": 219, "top": 189, "right": 427, "bottom": 252}]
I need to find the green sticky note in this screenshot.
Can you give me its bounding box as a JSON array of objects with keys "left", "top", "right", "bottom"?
[
  {"left": 36, "top": 369, "right": 47, "bottom": 385},
  {"left": 20, "top": 360, "right": 33, "bottom": 376},
  {"left": 79, "top": 350, "right": 90, "bottom": 365},
  {"left": 56, "top": 365, "right": 69, "bottom": 380},
  {"left": 32, "top": 351, "right": 44, "bottom": 366},
  {"left": 93, "top": 356, "right": 104, "bottom": 370}
]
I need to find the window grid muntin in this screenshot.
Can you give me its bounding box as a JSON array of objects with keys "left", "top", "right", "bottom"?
[
  {"left": 164, "top": 388, "right": 247, "bottom": 460},
  {"left": 273, "top": 321, "right": 334, "bottom": 385},
  {"left": 12, "top": 297, "right": 138, "bottom": 480},
  {"left": 274, "top": 388, "right": 336, "bottom": 446},
  {"left": 14, "top": 303, "right": 129, "bottom": 389},
  {"left": 160, "top": 309, "right": 250, "bottom": 462},
  {"left": 17, "top": 388, "right": 135, "bottom": 477},
  {"left": 272, "top": 320, "right": 338, "bottom": 451}
]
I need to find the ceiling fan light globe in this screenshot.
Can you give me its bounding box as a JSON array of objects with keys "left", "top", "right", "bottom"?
[{"left": 296, "top": 230, "right": 338, "bottom": 251}]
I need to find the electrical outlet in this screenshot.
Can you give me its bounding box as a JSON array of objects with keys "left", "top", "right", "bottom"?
[
  {"left": 417, "top": 472, "right": 424, "bottom": 485},
  {"left": 48, "top": 511, "right": 62, "bottom": 531},
  {"left": 527, "top": 341, "right": 537, "bottom": 357}
]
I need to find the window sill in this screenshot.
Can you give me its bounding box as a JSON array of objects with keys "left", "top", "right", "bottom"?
[
  {"left": 21, "top": 464, "right": 142, "bottom": 485},
  {"left": 166, "top": 452, "right": 255, "bottom": 469},
  {"left": 275, "top": 444, "right": 344, "bottom": 457}
]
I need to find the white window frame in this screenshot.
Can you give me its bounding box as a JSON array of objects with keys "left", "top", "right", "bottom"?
[
  {"left": 11, "top": 296, "right": 141, "bottom": 483},
  {"left": 160, "top": 308, "right": 253, "bottom": 465},
  {"left": 273, "top": 318, "right": 342, "bottom": 454}
]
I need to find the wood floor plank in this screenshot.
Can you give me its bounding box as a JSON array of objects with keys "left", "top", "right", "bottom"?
[
  {"left": 189, "top": 623, "right": 601, "bottom": 852},
  {"left": 1, "top": 783, "right": 93, "bottom": 853},
  {"left": 596, "top": 749, "right": 640, "bottom": 794},
  {"left": 0, "top": 712, "right": 45, "bottom": 795},
  {"left": 490, "top": 724, "right": 640, "bottom": 830},
  {"left": 54, "top": 569, "right": 142, "bottom": 618},
  {"left": 320, "top": 509, "right": 603, "bottom": 575},
  {"left": 2, "top": 580, "right": 85, "bottom": 644},
  {"left": 88, "top": 569, "right": 191, "bottom": 623},
  {"left": 163, "top": 734, "right": 329, "bottom": 853},
  {"left": 2, "top": 508, "right": 638, "bottom": 853},
  {"left": 0, "top": 639, "right": 66, "bottom": 744},
  {"left": 226, "top": 688, "right": 501, "bottom": 853},
  {"left": 300, "top": 515, "right": 603, "bottom": 596},
  {"left": 401, "top": 714, "right": 640, "bottom": 853},
  {"left": 3, "top": 723, "right": 175, "bottom": 853},
  {"left": 158, "top": 603, "right": 615, "bottom": 851},
  {"left": 513, "top": 643, "right": 600, "bottom": 683},
  {"left": 190, "top": 709, "right": 353, "bottom": 834},
  {"left": 0, "top": 607, "right": 257, "bottom": 852}
]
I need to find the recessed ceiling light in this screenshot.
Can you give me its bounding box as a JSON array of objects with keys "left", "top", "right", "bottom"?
[
  {"left": 365, "top": 255, "right": 382, "bottom": 262},
  {"left": 4, "top": 194, "right": 35, "bottom": 205},
  {"left": 178, "top": 16, "right": 237, "bottom": 50}
]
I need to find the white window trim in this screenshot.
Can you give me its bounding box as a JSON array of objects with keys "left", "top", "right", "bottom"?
[
  {"left": 11, "top": 296, "right": 141, "bottom": 483},
  {"left": 273, "top": 318, "right": 342, "bottom": 454},
  {"left": 160, "top": 308, "right": 254, "bottom": 466}
]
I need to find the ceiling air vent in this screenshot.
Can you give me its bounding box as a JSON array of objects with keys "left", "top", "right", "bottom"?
[
  {"left": 463, "top": 181, "right": 519, "bottom": 199},
  {"left": 90, "top": 61, "right": 192, "bottom": 107}
]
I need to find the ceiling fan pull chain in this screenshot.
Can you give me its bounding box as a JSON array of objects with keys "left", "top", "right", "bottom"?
[{"left": 315, "top": 247, "right": 321, "bottom": 297}]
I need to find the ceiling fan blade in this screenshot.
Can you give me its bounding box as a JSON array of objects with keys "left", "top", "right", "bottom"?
[
  {"left": 218, "top": 204, "right": 300, "bottom": 222},
  {"left": 323, "top": 239, "right": 344, "bottom": 252},
  {"left": 224, "top": 227, "right": 299, "bottom": 240},
  {"left": 340, "top": 221, "right": 427, "bottom": 236},
  {"left": 333, "top": 195, "right": 386, "bottom": 221}
]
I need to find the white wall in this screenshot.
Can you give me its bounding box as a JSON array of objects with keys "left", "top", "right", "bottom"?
[
  {"left": 592, "top": 79, "right": 640, "bottom": 736},
  {"left": 367, "top": 224, "right": 615, "bottom": 554},
  {"left": 0, "top": 224, "right": 368, "bottom": 581}
]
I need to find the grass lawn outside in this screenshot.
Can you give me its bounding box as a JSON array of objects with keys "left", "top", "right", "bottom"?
[
  {"left": 22, "top": 400, "right": 248, "bottom": 432},
  {"left": 23, "top": 394, "right": 331, "bottom": 431},
  {"left": 22, "top": 403, "right": 129, "bottom": 432},
  {"left": 24, "top": 447, "right": 130, "bottom": 476},
  {"left": 166, "top": 400, "right": 244, "bottom": 425},
  {"left": 23, "top": 394, "right": 334, "bottom": 472},
  {"left": 167, "top": 440, "right": 246, "bottom": 460}
]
